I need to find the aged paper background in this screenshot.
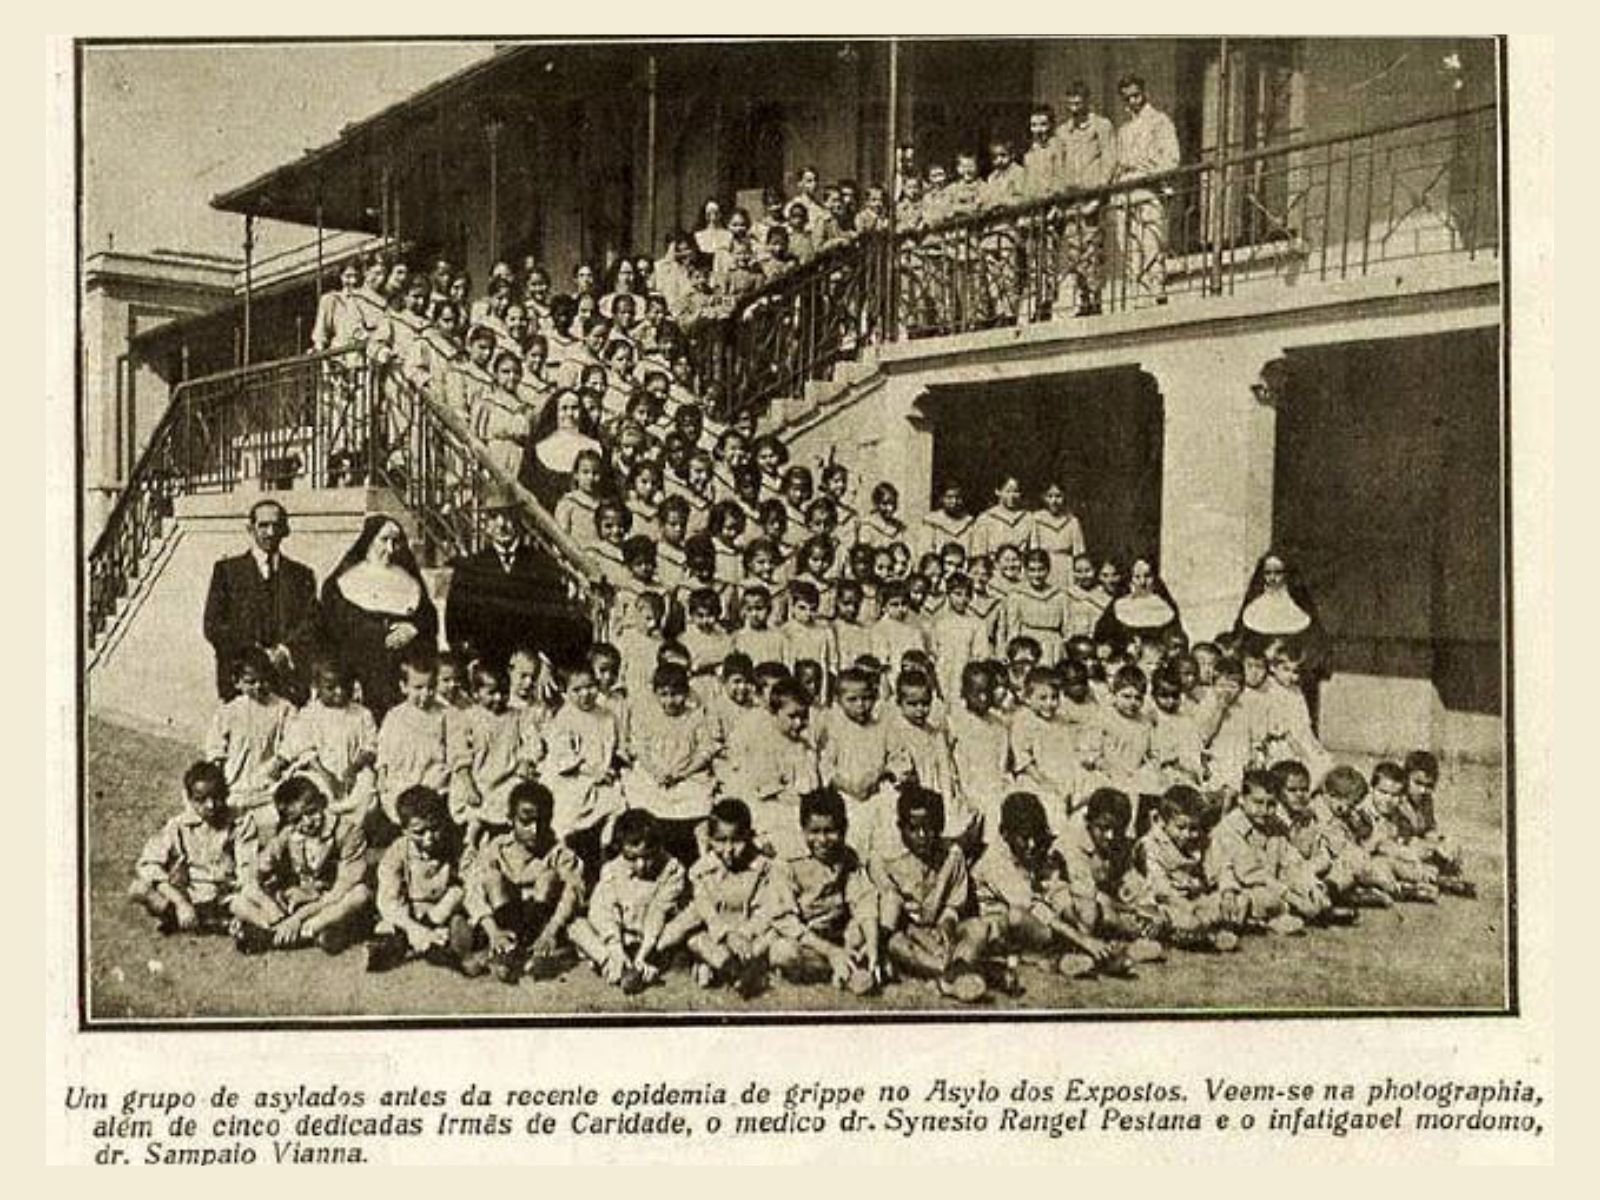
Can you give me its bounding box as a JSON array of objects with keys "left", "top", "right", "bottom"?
[{"left": 28, "top": 4, "right": 1573, "bottom": 1172}]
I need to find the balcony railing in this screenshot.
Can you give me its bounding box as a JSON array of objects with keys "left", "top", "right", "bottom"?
[
  {"left": 684, "top": 103, "right": 1498, "bottom": 419},
  {"left": 86, "top": 348, "right": 604, "bottom": 647}
]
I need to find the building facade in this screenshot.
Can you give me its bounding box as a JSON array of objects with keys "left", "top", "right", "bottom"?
[{"left": 90, "top": 37, "right": 1504, "bottom": 759}]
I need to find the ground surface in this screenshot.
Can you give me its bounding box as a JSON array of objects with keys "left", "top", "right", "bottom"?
[{"left": 83, "top": 716, "right": 1511, "bottom": 1022}]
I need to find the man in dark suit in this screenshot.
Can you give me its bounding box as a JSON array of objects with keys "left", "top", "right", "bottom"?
[
  {"left": 202, "top": 499, "right": 321, "bottom": 702},
  {"left": 445, "top": 497, "right": 592, "bottom": 671}
]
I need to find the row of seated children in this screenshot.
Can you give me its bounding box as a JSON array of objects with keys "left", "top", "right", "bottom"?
[
  {"left": 131, "top": 750, "right": 1473, "bottom": 1004},
  {"left": 137, "top": 632, "right": 1474, "bottom": 1000}
]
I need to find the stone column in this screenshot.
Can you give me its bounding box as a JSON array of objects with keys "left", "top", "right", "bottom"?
[{"left": 1142, "top": 338, "right": 1281, "bottom": 642}]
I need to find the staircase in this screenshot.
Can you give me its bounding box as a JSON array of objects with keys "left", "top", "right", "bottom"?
[{"left": 85, "top": 349, "right": 604, "bottom": 739}]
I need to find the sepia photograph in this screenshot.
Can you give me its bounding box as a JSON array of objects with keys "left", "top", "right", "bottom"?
[{"left": 76, "top": 35, "right": 1509, "bottom": 1024}]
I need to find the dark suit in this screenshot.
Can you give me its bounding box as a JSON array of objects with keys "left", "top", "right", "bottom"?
[
  {"left": 445, "top": 540, "right": 592, "bottom": 669},
  {"left": 202, "top": 551, "right": 320, "bottom": 701}
]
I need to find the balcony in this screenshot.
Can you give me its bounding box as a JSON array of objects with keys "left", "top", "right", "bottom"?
[{"left": 683, "top": 103, "right": 1499, "bottom": 423}]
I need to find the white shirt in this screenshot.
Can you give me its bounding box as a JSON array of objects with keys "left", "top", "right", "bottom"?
[
  {"left": 1114, "top": 104, "right": 1181, "bottom": 182},
  {"left": 249, "top": 548, "right": 280, "bottom": 581}
]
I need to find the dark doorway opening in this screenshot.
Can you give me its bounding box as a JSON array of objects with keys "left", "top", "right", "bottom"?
[
  {"left": 1273, "top": 327, "right": 1502, "bottom": 715},
  {"left": 920, "top": 366, "right": 1164, "bottom": 567}
]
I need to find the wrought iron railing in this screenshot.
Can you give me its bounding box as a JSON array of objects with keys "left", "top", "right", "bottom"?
[
  {"left": 681, "top": 232, "right": 896, "bottom": 421},
  {"left": 86, "top": 347, "right": 604, "bottom": 647},
  {"left": 685, "top": 103, "right": 1497, "bottom": 419}
]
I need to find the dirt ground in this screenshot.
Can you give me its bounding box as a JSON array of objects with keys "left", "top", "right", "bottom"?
[{"left": 82, "top": 716, "right": 1511, "bottom": 1022}]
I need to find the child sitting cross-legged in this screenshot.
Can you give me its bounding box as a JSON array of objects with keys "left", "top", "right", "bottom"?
[
  {"left": 464, "top": 780, "right": 587, "bottom": 984},
  {"left": 1125, "top": 785, "right": 1241, "bottom": 954},
  {"left": 766, "top": 787, "right": 884, "bottom": 994},
  {"left": 973, "top": 791, "right": 1129, "bottom": 979},
  {"left": 1056, "top": 787, "right": 1168, "bottom": 966},
  {"left": 129, "top": 760, "right": 260, "bottom": 937},
  {"left": 1316, "top": 766, "right": 1436, "bottom": 904},
  {"left": 667, "top": 798, "right": 782, "bottom": 998},
  {"left": 366, "top": 785, "right": 477, "bottom": 975},
  {"left": 1401, "top": 750, "right": 1475, "bottom": 896},
  {"left": 567, "top": 809, "right": 691, "bottom": 995},
  {"left": 230, "top": 774, "right": 373, "bottom": 956},
  {"left": 1272, "top": 760, "right": 1379, "bottom": 917},
  {"left": 870, "top": 783, "right": 994, "bottom": 1003},
  {"left": 1203, "top": 769, "right": 1333, "bottom": 936}
]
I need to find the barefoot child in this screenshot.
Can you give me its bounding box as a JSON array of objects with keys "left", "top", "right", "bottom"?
[
  {"left": 672, "top": 799, "right": 782, "bottom": 997},
  {"left": 973, "top": 791, "right": 1124, "bottom": 978},
  {"left": 871, "top": 784, "right": 993, "bottom": 1002}
]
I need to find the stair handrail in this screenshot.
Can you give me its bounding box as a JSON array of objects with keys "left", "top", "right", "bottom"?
[
  {"left": 84, "top": 347, "right": 351, "bottom": 638},
  {"left": 371, "top": 368, "right": 607, "bottom": 612},
  {"left": 87, "top": 345, "right": 608, "bottom": 645}
]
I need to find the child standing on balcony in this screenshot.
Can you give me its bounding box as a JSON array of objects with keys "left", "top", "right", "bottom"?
[
  {"left": 348, "top": 255, "right": 396, "bottom": 358},
  {"left": 312, "top": 261, "right": 367, "bottom": 353},
  {"left": 389, "top": 276, "right": 433, "bottom": 377},
  {"left": 408, "top": 299, "right": 465, "bottom": 402}
]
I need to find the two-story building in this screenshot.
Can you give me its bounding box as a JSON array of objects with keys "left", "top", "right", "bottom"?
[{"left": 89, "top": 37, "right": 1504, "bottom": 760}]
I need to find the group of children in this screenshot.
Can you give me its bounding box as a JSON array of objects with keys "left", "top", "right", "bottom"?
[
  {"left": 310, "top": 91, "right": 1165, "bottom": 492},
  {"left": 151, "top": 112, "right": 1475, "bottom": 1002},
  {"left": 133, "top": 565, "right": 1477, "bottom": 1003}
]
